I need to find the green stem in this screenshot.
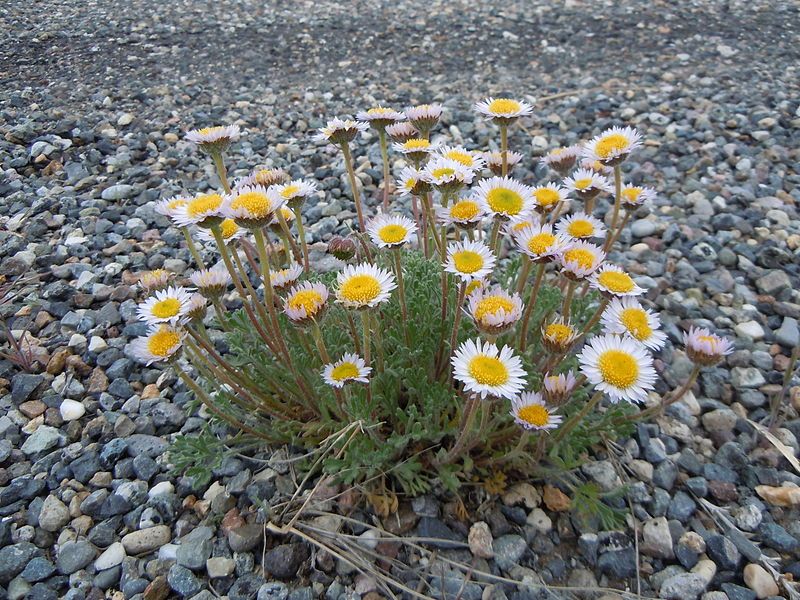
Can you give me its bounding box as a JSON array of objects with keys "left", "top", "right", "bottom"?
[
  {"left": 500, "top": 124, "right": 509, "bottom": 177},
  {"left": 562, "top": 280, "right": 576, "bottom": 320},
  {"left": 519, "top": 262, "right": 546, "bottom": 352},
  {"left": 603, "top": 164, "right": 622, "bottom": 253},
  {"left": 392, "top": 249, "right": 410, "bottom": 345},
  {"left": 211, "top": 152, "right": 231, "bottom": 194},
  {"left": 293, "top": 205, "right": 310, "bottom": 273},
  {"left": 515, "top": 256, "right": 532, "bottom": 295},
  {"left": 553, "top": 390, "right": 604, "bottom": 444},
  {"left": 489, "top": 219, "right": 502, "bottom": 256},
  {"left": 361, "top": 310, "right": 371, "bottom": 366},
  {"left": 341, "top": 143, "right": 366, "bottom": 233},
  {"left": 379, "top": 129, "right": 391, "bottom": 212},
  {"left": 438, "top": 395, "right": 479, "bottom": 466},
  {"left": 209, "top": 297, "right": 231, "bottom": 332},
  {"left": 181, "top": 227, "right": 206, "bottom": 269},
  {"left": 276, "top": 210, "right": 302, "bottom": 264}
]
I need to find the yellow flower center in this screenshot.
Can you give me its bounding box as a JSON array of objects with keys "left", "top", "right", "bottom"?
[
  {"left": 512, "top": 221, "right": 530, "bottom": 233},
  {"left": 198, "top": 126, "right": 224, "bottom": 136},
  {"left": 486, "top": 188, "right": 523, "bottom": 215},
  {"left": 697, "top": 334, "right": 721, "bottom": 352},
  {"left": 551, "top": 148, "right": 565, "bottom": 156},
  {"left": 367, "top": 107, "right": 392, "bottom": 116},
  {"left": 468, "top": 355, "right": 509, "bottom": 386},
  {"left": 254, "top": 169, "right": 284, "bottom": 186},
  {"left": 597, "top": 270, "right": 635, "bottom": 293},
  {"left": 168, "top": 198, "right": 187, "bottom": 210},
  {"left": 488, "top": 98, "right": 522, "bottom": 115},
  {"left": 450, "top": 201, "right": 480, "bottom": 221},
  {"left": 432, "top": 167, "right": 456, "bottom": 179},
  {"left": 545, "top": 323, "right": 574, "bottom": 344},
  {"left": 339, "top": 275, "right": 381, "bottom": 304},
  {"left": 534, "top": 188, "right": 560, "bottom": 207},
  {"left": 187, "top": 194, "right": 223, "bottom": 218},
  {"left": 564, "top": 248, "right": 596, "bottom": 270},
  {"left": 465, "top": 280, "right": 484, "bottom": 296},
  {"left": 622, "top": 188, "right": 642, "bottom": 203},
  {"left": 231, "top": 191, "right": 271, "bottom": 218},
  {"left": 402, "top": 177, "right": 418, "bottom": 191},
  {"left": 377, "top": 224, "right": 408, "bottom": 244},
  {"left": 517, "top": 404, "right": 550, "bottom": 427},
  {"left": 573, "top": 178, "right": 593, "bottom": 191},
  {"left": 152, "top": 298, "right": 181, "bottom": 319},
  {"left": 279, "top": 207, "right": 294, "bottom": 220},
  {"left": 527, "top": 232, "right": 556, "bottom": 255},
  {"left": 588, "top": 160, "right": 606, "bottom": 172},
  {"left": 475, "top": 295, "right": 515, "bottom": 321},
  {"left": 620, "top": 308, "right": 652, "bottom": 341},
  {"left": 281, "top": 184, "right": 300, "bottom": 198},
  {"left": 403, "top": 139, "right": 430, "bottom": 151},
  {"left": 452, "top": 251, "right": 484, "bottom": 274},
  {"left": 147, "top": 329, "right": 181, "bottom": 357},
  {"left": 331, "top": 362, "right": 360, "bottom": 381},
  {"left": 598, "top": 349, "right": 639, "bottom": 388},
  {"left": 288, "top": 289, "right": 324, "bottom": 315},
  {"left": 595, "top": 133, "right": 630, "bottom": 159},
  {"left": 219, "top": 218, "right": 239, "bottom": 239},
  {"left": 444, "top": 150, "right": 474, "bottom": 166},
  {"left": 567, "top": 219, "right": 595, "bottom": 238}
]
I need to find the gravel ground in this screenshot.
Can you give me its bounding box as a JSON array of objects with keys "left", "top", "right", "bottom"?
[{"left": 1, "top": 1, "right": 800, "bottom": 599}]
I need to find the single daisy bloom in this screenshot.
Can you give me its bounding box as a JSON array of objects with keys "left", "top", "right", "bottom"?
[
  {"left": 185, "top": 125, "right": 240, "bottom": 155},
  {"left": 581, "top": 157, "right": 614, "bottom": 175},
  {"left": 393, "top": 138, "right": 436, "bottom": 163},
  {"left": 396, "top": 166, "right": 431, "bottom": 197},
  {"left": 514, "top": 223, "right": 568, "bottom": 263},
  {"left": 322, "top": 353, "right": 371, "bottom": 388},
  {"left": 531, "top": 183, "right": 569, "bottom": 214},
  {"left": 621, "top": 184, "right": 656, "bottom": 209},
  {"left": 139, "top": 269, "right": 174, "bottom": 293},
  {"left": 131, "top": 324, "right": 184, "bottom": 365},
  {"left": 542, "top": 371, "right": 578, "bottom": 405},
  {"left": 578, "top": 333, "right": 657, "bottom": 403},
  {"left": 560, "top": 241, "right": 606, "bottom": 280},
  {"left": 601, "top": 297, "right": 667, "bottom": 351},
  {"left": 438, "top": 145, "right": 486, "bottom": 171},
  {"left": 584, "top": 126, "right": 643, "bottom": 166},
  {"left": 438, "top": 197, "right": 486, "bottom": 230},
  {"left": 270, "top": 264, "right": 304, "bottom": 293},
  {"left": 404, "top": 104, "right": 443, "bottom": 134},
  {"left": 484, "top": 150, "right": 523, "bottom": 176},
  {"left": 189, "top": 266, "right": 231, "bottom": 298},
  {"left": 154, "top": 196, "right": 189, "bottom": 219},
  {"left": 422, "top": 157, "right": 475, "bottom": 193},
  {"left": 590, "top": 264, "right": 644, "bottom": 298},
  {"left": 224, "top": 185, "right": 282, "bottom": 229},
  {"left": 683, "top": 326, "right": 734, "bottom": 367},
  {"left": 356, "top": 106, "right": 405, "bottom": 130},
  {"left": 285, "top": 281, "right": 329, "bottom": 325},
  {"left": 540, "top": 145, "right": 581, "bottom": 176},
  {"left": 555, "top": 212, "right": 607, "bottom": 241},
  {"left": 172, "top": 193, "right": 225, "bottom": 229},
  {"left": 563, "top": 168, "right": 613, "bottom": 202},
  {"left": 510, "top": 392, "right": 563, "bottom": 431},
  {"left": 185, "top": 293, "right": 208, "bottom": 322},
  {"left": 195, "top": 218, "right": 246, "bottom": 245},
  {"left": 467, "top": 285, "right": 524, "bottom": 335},
  {"left": 272, "top": 179, "right": 318, "bottom": 210},
  {"left": 137, "top": 286, "right": 193, "bottom": 326},
  {"left": 505, "top": 216, "right": 536, "bottom": 237},
  {"left": 475, "top": 176, "right": 534, "bottom": 221},
  {"left": 335, "top": 263, "right": 397, "bottom": 310},
  {"left": 464, "top": 278, "right": 487, "bottom": 298},
  {"left": 444, "top": 240, "right": 496, "bottom": 283},
  {"left": 314, "top": 117, "right": 369, "bottom": 146},
  {"left": 452, "top": 338, "right": 526, "bottom": 400},
  {"left": 541, "top": 318, "right": 578, "bottom": 354},
  {"left": 236, "top": 167, "right": 289, "bottom": 189},
  {"left": 366, "top": 213, "right": 418, "bottom": 249},
  {"left": 269, "top": 206, "right": 296, "bottom": 233},
  {"left": 385, "top": 121, "right": 419, "bottom": 143},
  {"left": 474, "top": 97, "right": 533, "bottom": 124}
]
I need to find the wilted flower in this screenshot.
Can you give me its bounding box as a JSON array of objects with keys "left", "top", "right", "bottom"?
[
  {"left": 484, "top": 150, "right": 523, "bottom": 176},
  {"left": 467, "top": 285, "right": 524, "bottom": 335},
  {"left": 285, "top": 282, "right": 329, "bottom": 326}
]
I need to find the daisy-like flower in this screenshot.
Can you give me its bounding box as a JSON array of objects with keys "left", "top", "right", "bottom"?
[
  {"left": 620, "top": 184, "right": 656, "bottom": 209},
  {"left": 541, "top": 318, "right": 578, "bottom": 354},
  {"left": 185, "top": 125, "right": 240, "bottom": 155},
  {"left": 578, "top": 333, "right": 657, "bottom": 403},
  {"left": 531, "top": 183, "right": 569, "bottom": 214},
  {"left": 404, "top": 104, "right": 443, "bottom": 134},
  {"left": 464, "top": 278, "right": 487, "bottom": 298},
  {"left": 335, "top": 263, "right": 397, "bottom": 310},
  {"left": 474, "top": 97, "right": 533, "bottom": 124},
  {"left": 322, "top": 353, "right": 371, "bottom": 388},
  {"left": 540, "top": 145, "right": 581, "bottom": 176},
  {"left": 467, "top": 285, "right": 524, "bottom": 335},
  {"left": 438, "top": 146, "right": 486, "bottom": 171},
  {"left": 139, "top": 269, "right": 174, "bottom": 293},
  {"left": 510, "top": 392, "right": 563, "bottom": 431},
  {"left": 584, "top": 126, "right": 643, "bottom": 166},
  {"left": 555, "top": 212, "right": 607, "bottom": 240},
  {"left": 314, "top": 117, "right": 369, "bottom": 146},
  {"left": 185, "top": 293, "right": 207, "bottom": 322},
  {"left": 560, "top": 241, "right": 606, "bottom": 280},
  {"left": 366, "top": 213, "right": 417, "bottom": 249},
  {"left": 542, "top": 371, "right": 578, "bottom": 405},
  {"left": 172, "top": 193, "right": 225, "bottom": 229},
  {"left": 590, "top": 264, "right": 644, "bottom": 298},
  {"left": 563, "top": 168, "right": 613, "bottom": 202},
  {"left": 269, "top": 206, "right": 296, "bottom": 233},
  {"left": 581, "top": 157, "right": 614, "bottom": 175},
  {"left": 131, "top": 324, "right": 184, "bottom": 365},
  {"left": 195, "top": 218, "right": 246, "bottom": 245},
  {"left": 270, "top": 264, "right": 304, "bottom": 293},
  {"left": 683, "top": 326, "right": 734, "bottom": 367},
  {"left": 356, "top": 106, "right": 405, "bottom": 130},
  {"left": 514, "top": 223, "right": 568, "bottom": 263},
  {"left": 484, "top": 150, "right": 523, "bottom": 176},
  {"left": 285, "top": 281, "right": 329, "bottom": 325},
  {"left": 422, "top": 157, "right": 475, "bottom": 194},
  {"left": 385, "top": 121, "right": 419, "bottom": 143},
  {"left": 137, "top": 286, "right": 193, "bottom": 326},
  {"left": 475, "top": 176, "right": 534, "bottom": 221},
  {"left": 505, "top": 216, "right": 536, "bottom": 238},
  {"left": 438, "top": 197, "right": 486, "bottom": 230},
  {"left": 444, "top": 240, "right": 496, "bottom": 283},
  {"left": 452, "top": 338, "right": 526, "bottom": 400},
  {"left": 224, "top": 185, "right": 282, "bottom": 229},
  {"left": 154, "top": 196, "right": 189, "bottom": 219},
  {"left": 601, "top": 297, "right": 667, "bottom": 351},
  {"left": 236, "top": 167, "right": 288, "bottom": 190},
  {"left": 396, "top": 166, "right": 431, "bottom": 197},
  {"left": 272, "top": 179, "right": 318, "bottom": 210},
  {"left": 189, "top": 266, "right": 231, "bottom": 298},
  {"left": 393, "top": 138, "right": 436, "bottom": 163}
]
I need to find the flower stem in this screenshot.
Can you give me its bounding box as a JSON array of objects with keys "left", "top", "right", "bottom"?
[
  {"left": 562, "top": 280, "right": 577, "bottom": 320},
  {"left": 293, "top": 205, "right": 310, "bottom": 273},
  {"left": 552, "top": 390, "right": 604, "bottom": 444},
  {"left": 605, "top": 209, "right": 632, "bottom": 254},
  {"left": 515, "top": 255, "right": 532, "bottom": 294},
  {"left": 603, "top": 164, "right": 622, "bottom": 253},
  {"left": 489, "top": 218, "right": 502, "bottom": 256},
  {"left": 361, "top": 310, "right": 371, "bottom": 367},
  {"left": 438, "top": 395, "right": 479, "bottom": 465},
  {"left": 341, "top": 142, "right": 366, "bottom": 233},
  {"left": 500, "top": 124, "right": 509, "bottom": 177},
  {"left": 392, "top": 249, "right": 410, "bottom": 345},
  {"left": 181, "top": 227, "right": 206, "bottom": 269},
  {"left": 276, "top": 210, "right": 302, "bottom": 264},
  {"left": 379, "top": 129, "right": 391, "bottom": 212},
  {"left": 210, "top": 297, "right": 230, "bottom": 332},
  {"left": 444, "top": 282, "right": 467, "bottom": 377},
  {"left": 211, "top": 152, "right": 231, "bottom": 194},
  {"left": 310, "top": 321, "right": 331, "bottom": 363},
  {"left": 519, "top": 262, "right": 546, "bottom": 352}
]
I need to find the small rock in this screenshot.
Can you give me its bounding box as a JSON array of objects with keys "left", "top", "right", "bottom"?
[
  {"left": 95, "top": 542, "right": 126, "bottom": 571},
  {"left": 264, "top": 543, "right": 309, "bottom": 580},
  {"left": 56, "top": 540, "right": 95, "bottom": 574},
  {"left": 492, "top": 534, "right": 526, "bottom": 571},
  {"left": 743, "top": 563, "right": 779, "bottom": 599},
  {"left": 38, "top": 495, "right": 70, "bottom": 532},
  {"left": 468, "top": 521, "right": 494, "bottom": 559},
  {"left": 660, "top": 573, "right": 708, "bottom": 600},
  {"left": 206, "top": 557, "right": 235, "bottom": 578},
  {"left": 642, "top": 517, "right": 674, "bottom": 559},
  {"left": 59, "top": 399, "right": 86, "bottom": 421},
  {"left": 121, "top": 525, "right": 172, "bottom": 554},
  {"left": 543, "top": 484, "right": 571, "bottom": 511},
  {"left": 706, "top": 534, "right": 741, "bottom": 570}
]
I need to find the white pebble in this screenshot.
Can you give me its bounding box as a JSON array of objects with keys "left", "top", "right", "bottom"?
[
  {"left": 148, "top": 481, "right": 175, "bottom": 498},
  {"left": 95, "top": 542, "right": 126, "bottom": 570},
  {"left": 60, "top": 399, "right": 86, "bottom": 422}
]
